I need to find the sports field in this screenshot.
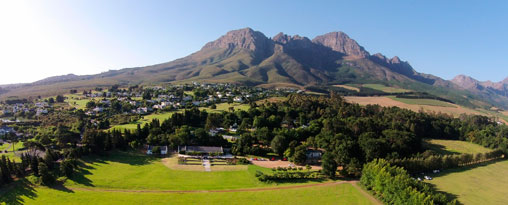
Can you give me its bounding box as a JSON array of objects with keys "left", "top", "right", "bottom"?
[{"left": 0, "top": 151, "right": 378, "bottom": 204}]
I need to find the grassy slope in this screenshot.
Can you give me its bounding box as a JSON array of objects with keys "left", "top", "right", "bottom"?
[
  {"left": 423, "top": 139, "right": 493, "bottom": 155},
  {"left": 429, "top": 160, "right": 508, "bottom": 205},
  {"left": 1, "top": 182, "right": 373, "bottom": 205}
]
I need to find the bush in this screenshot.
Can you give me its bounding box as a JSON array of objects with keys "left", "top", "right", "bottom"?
[{"left": 237, "top": 158, "right": 250, "bottom": 165}]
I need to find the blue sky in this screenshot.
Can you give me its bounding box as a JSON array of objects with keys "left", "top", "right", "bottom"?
[{"left": 1, "top": 0, "right": 507, "bottom": 84}]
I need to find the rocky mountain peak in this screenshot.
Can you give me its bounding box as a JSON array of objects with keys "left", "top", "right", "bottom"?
[
  {"left": 390, "top": 56, "right": 401, "bottom": 64},
  {"left": 451, "top": 75, "right": 483, "bottom": 90},
  {"left": 202, "top": 27, "right": 271, "bottom": 52},
  {"left": 312, "top": 31, "right": 369, "bottom": 58}
]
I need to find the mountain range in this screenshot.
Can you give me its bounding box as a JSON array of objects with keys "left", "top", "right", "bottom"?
[{"left": 1, "top": 28, "right": 507, "bottom": 109}]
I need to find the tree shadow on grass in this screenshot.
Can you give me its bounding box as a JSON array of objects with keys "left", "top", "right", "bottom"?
[
  {"left": 49, "top": 181, "right": 74, "bottom": 193},
  {"left": 83, "top": 151, "right": 158, "bottom": 166},
  {"left": 0, "top": 178, "right": 37, "bottom": 205},
  {"left": 68, "top": 166, "right": 95, "bottom": 187},
  {"left": 423, "top": 141, "right": 461, "bottom": 155}
]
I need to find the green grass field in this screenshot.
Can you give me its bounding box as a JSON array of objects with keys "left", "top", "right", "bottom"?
[
  {"left": 362, "top": 84, "right": 410, "bottom": 93},
  {"left": 388, "top": 96, "right": 455, "bottom": 107},
  {"left": 0, "top": 151, "right": 375, "bottom": 204},
  {"left": 428, "top": 160, "right": 508, "bottom": 205},
  {"left": 63, "top": 151, "right": 285, "bottom": 191},
  {"left": 1, "top": 181, "right": 373, "bottom": 205},
  {"left": 424, "top": 139, "right": 493, "bottom": 155},
  {"left": 0, "top": 142, "right": 25, "bottom": 161}
]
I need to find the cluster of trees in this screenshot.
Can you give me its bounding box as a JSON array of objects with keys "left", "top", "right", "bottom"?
[
  {"left": 390, "top": 149, "right": 504, "bottom": 173},
  {"left": 0, "top": 156, "right": 24, "bottom": 187},
  {"left": 73, "top": 93, "right": 508, "bottom": 179},
  {"left": 361, "top": 159, "right": 457, "bottom": 205}
]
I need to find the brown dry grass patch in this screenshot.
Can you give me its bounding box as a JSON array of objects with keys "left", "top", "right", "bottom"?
[
  {"left": 345, "top": 96, "right": 484, "bottom": 117},
  {"left": 333, "top": 84, "right": 360, "bottom": 92}
]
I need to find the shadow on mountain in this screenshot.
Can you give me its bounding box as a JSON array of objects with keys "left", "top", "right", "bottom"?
[{"left": 0, "top": 178, "right": 37, "bottom": 205}]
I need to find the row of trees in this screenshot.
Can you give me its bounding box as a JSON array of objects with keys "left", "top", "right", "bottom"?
[
  {"left": 390, "top": 149, "right": 504, "bottom": 173},
  {"left": 361, "top": 159, "right": 457, "bottom": 205}
]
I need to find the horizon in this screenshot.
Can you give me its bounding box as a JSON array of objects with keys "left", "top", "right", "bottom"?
[{"left": 1, "top": 0, "right": 507, "bottom": 85}]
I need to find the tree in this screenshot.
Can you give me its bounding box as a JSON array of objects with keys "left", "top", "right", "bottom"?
[
  {"left": 292, "top": 145, "right": 307, "bottom": 165},
  {"left": 56, "top": 95, "right": 65, "bottom": 103},
  {"left": 60, "top": 159, "right": 75, "bottom": 178},
  {"left": 321, "top": 152, "right": 337, "bottom": 178},
  {"left": 38, "top": 162, "right": 55, "bottom": 186},
  {"left": 271, "top": 135, "right": 287, "bottom": 157}
]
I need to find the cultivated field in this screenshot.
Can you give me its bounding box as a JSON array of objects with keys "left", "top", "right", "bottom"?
[
  {"left": 332, "top": 84, "right": 360, "bottom": 92},
  {"left": 344, "top": 96, "right": 484, "bottom": 117},
  {"left": 388, "top": 96, "right": 455, "bottom": 107},
  {"left": 0, "top": 151, "right": 377, "bottom": 204},
  {"left": 362, "top": 84, "right": 410, "bottom": 93},
  {"left": 423, "top": 139, "right": 493, "bottom": 155}
]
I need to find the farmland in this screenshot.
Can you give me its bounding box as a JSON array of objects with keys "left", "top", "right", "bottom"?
[
  {"left": 362, "top": 84, "right": 410, "bottom": 93},
  {"left": 344, "top": 96, "right": 485, "bottom": 117},
  {"left": 387, "top": 96, "right": 455, "bottom": 107}
]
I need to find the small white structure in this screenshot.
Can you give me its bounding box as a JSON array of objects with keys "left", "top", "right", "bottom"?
[
  {"left": 146, "top": 145, "right": 153, "bottom": 155},
  {"left": 161, "top": 146, "right": 168, "bottom": 155}
]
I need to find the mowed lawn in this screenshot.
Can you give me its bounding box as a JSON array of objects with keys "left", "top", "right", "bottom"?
[
  {"left": 63, "top": 151, "right": 325, "bottom": 191},
  {"left": 423, "top": 139, "right": 493, "bottom": 155},
  {"left": 1, "top": 182, "right": 374, "bottom": 205},
  {"left": 429, "top": 160, "right": 508, "bottom": 205},
  {"left": 0, "top": 151, "right": 376, "bottom": 204}
]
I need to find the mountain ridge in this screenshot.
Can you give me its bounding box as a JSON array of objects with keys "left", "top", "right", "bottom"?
[{"left": 1, "top": 27, "right": 507, "bottom": 109}]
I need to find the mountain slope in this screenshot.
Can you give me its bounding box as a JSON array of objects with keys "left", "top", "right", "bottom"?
[{"left": 1, "top": 28, "right": 507, "bottom": 109}]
